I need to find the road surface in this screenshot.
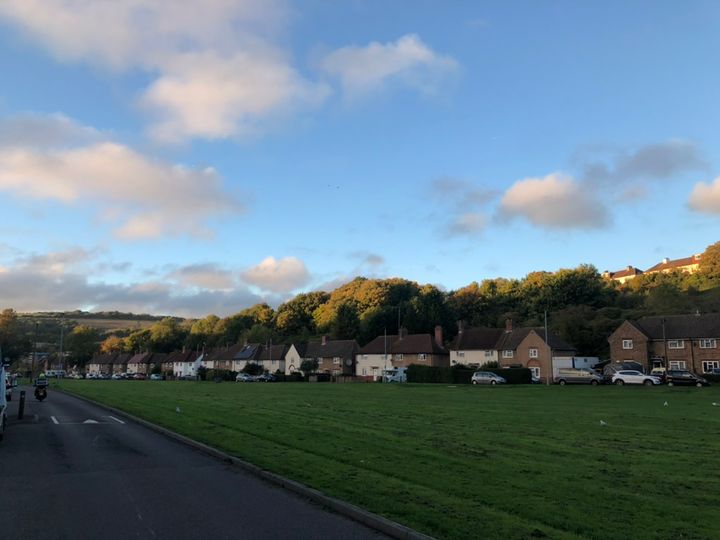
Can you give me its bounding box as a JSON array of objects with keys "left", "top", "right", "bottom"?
[{"left": 0, "top": 386, "right": 387, "bottom": 540}]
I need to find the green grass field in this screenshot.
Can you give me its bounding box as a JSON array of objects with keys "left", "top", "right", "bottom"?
[{"left": 54, "top": 380, "right": 720, "bottom": 539}]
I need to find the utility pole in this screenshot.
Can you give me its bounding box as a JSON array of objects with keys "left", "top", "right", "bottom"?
[
  {"left": 59, "top": 321, "right": 65, "bottom": 372},
  {"left": 383, "top": 327, "right": 387, "bottom": 381},
  {"left": 32, "top": 320, "right": 39, "bottom": 376},
  {"left": 544, "top": 310, "right": 552, "bottom": 385}
]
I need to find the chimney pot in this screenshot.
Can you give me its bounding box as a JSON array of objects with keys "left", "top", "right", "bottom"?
[{"left": 662, "top": 257, "right": 669, "bottom": 264}]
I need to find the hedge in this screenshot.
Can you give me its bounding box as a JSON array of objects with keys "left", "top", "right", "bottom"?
[{"left": 406, "top": 365, "right": 532, "bottom": 384}]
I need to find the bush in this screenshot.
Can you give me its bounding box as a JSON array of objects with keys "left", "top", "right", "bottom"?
[
  {"left": 206, "top": 369, "right": 236, "bottom": 381},
  {"left": 242, "top": 362, "right": 263, "bottom": 376},
  {"left": 485, "top": 368, "right": 533, "bottom": 384},
  {"left": 704, "top": 374, "right": 720, "bottom": 384}
]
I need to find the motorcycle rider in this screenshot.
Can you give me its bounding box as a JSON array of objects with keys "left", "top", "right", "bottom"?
[{"left": 34, "top": 372, "right": 48, "bottom": 400}]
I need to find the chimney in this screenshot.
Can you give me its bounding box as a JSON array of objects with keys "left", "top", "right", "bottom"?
[
  {"left": 505, "top": 318, "right": 513, "bottom": 333},
  {"left": 398, "top": 327, "right": 407, "bottom": 339},
  {"left": 662, "top": 257, "right": 669, "bottom": 264},
  {"left": 457, "top": 320, "right": 465, "bottom": 335},
  {"left": 434, "top": 325, "right": 444, "bottom": 347},
  {"left": 627, "top": 265, "right": 633, "bottom": 271},
  {"left": 321, "top": 335, "right": 328, "bottom": 345}
]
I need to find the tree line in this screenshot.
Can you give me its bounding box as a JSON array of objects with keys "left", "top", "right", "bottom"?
[{"left": 2, "top": 241, "right": 719, "bottom": 369}]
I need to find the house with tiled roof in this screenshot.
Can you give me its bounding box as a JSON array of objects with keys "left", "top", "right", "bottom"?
[
  {"left": 87, "top": 353, "right": 116, "bottom": 375},
  {"left": 495, "top": 320, "right": 576, "bottom": 383},
  {"left": 127, "top": 352, "right": 153, "bottom": 374},
  {"left": 608, "top": 313, "right": 720, "bottom": 374},
  {"left": 170, "top": 350, "right": 203, "bottom": 378},
  {"left": 303, "top": 336, "right": 358, "bottom": 376},
  {"left": 602, "top": 266, "right": 644, "bottom": 284},
  {"left": 257, "top": 343, "right": 288, "bottom": 374},
  {"left": 231, "top": 343, "right": 262, "bottom": 373},
  {"left": 209, "top": 343, "right": 245, "bottom": 371},
  {"left": 356, "top": 334, "right": 398, "bottom": 379},
  {"left": 645, "top": 254, "right": 702, "bottom": 275},
  {"left": 284, "top": 343, "right": 307, "bottom": 375},
  {"left": 447, "top": 322, "right": 504, "bottom": 367},
  {"left": 112, "top": 353, "right": 131, "bottom": 374}
]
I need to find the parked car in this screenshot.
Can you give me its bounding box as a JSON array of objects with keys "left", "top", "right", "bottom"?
[
  {"left": 235, "top": 373, "right": 255, "bottom": 382},
  {"left": 554, "top": 368, "right": 603, "bottom": 385},
  {"left": 612, "top": 370, "right": 662, "bottom": 386},
  {"left": 111, "top": 373, "right": 123, "bottom": 380},
  {"left": 383, "top": 367, "right": 408, "bottom": 383},
  {"left": 256, "top": 373, "right": 277, "bottom": 382},
  {"left": 149, "top": 373, "right": 163, "bottom": 381},
  {"left": 650, "top": 367, "right": 667, "bottom": 382},
  {"left": 132, "top": 373, "right": 147, "bottom": 380},
  {"left": 471, "top": 371, "right": 506, "bottom": 385},
  {"left": 665, "top": 370, "right": 710, "bottom": 387}
]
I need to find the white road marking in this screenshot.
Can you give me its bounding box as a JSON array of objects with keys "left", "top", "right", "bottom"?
[
  {"left": 82, "top": 419, "right": 99, "bottom": 424},
  {"left": 107, "top": 416, "right": 125, "bottom": 424},
  {"left": 50, "top": 416, "right": 59, "bottom": 424}
]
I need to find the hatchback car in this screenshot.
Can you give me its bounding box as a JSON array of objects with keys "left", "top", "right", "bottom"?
[
  {"left": 149, "top": 373, "right": 164, "bottom": 381},
  {"left": 235, "top": 373, "right": 255, "bottom": 382},
  {"left": 471, "top": 371, "right": 506, "bottom": 385},
  {"left": 665, "top": 370, "right": 710, "bottom": 387},
  {"left": 612, "top": 370, "right": 662, "bottom": 386}
]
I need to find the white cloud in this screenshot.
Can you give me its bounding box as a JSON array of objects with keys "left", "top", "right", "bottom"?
[
  {"left": 167, "top": 263, "right": 235, "bottom": 290},
  {"left": 0, "top": 0, "right": 325, "bottom": 142},
  {"left": 0, "top": 112, "right": 101, "bottom": 148},
  {"left": 0, "top": 116, "right": 242, "bottom": 239},
  {"left": 499, "top": 173, "right": 608, "bottom": 229},
  {"left": 320, "top": 34, "right": 459, "bottom": 97},
  {"left": 688, "top": 177, "right": 720, "bottom": 215},
  {"left": 241, "top": 256, "right": 310, "bottom": 293},
  {"left": 141, "top": 50, "right": 329, "bottom": 142}
]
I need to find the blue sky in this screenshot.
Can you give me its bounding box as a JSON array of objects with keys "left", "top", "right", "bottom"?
[{"left": 0, "top": 1, "right": 718, "bottom": 317}]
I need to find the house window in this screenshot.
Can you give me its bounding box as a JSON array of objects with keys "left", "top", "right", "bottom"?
[
  {"left": 396, "top": 354, "right": 403, "bottom": 360},
  {"left": 333, "top": 357, "right": 341, "bottom": 365},
  {"left": 529, "top": 348, "right": 538, "bottom": 358},
  {"left": 362, "top": 368, "right": 367, "bottom": 375},
  {"left": 702, "top": 361, "right": 719, "bottom": 373},
  {"left": 502, "top": 350, "right": 514, "bottom": 359},
  {"left": 622, "top": 339, "right": 633, "bottom": 350},
  {"left": 529, "top": 367, "right": 540, "bottom": 379},
  {"left": 668, "top": 340, "right": 684, "bottom": 349},
  {"left": 332, "top": 369, "right": 340, "bottom": 376},
  {"left": 457, "top": 351, "right": 465, "bottom": 357},
  {"left": 418, "top": 353, "right": 427, "bottom": 361},
  {"left": 484, "top": 350, "right": 493, "bottom": 357},
  {"left": 669, "top": 361, "right": 687, "bottom": 370},
  {"left": 699, "top": 339, "right": 717, "bottom": 349}
]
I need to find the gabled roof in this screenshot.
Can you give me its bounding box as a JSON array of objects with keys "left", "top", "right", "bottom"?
[
  {"left": 258, "top": 344, "right": 288, "bottom": 361},
  {"left": 114, "top": 353, "right": 131, "bottom": 364},
  {"left": 91, "top": 353, "right": 118, "bottom": 365},
  {"left": 128, "top": 352, "right": 152, "bottom": 364},
  {"left": 168, "top": 350, "right": 201, "bottom": 364},
  {"left": 149, "top": 352, "right": 167, "bottom": 364},
  {"left": 495, "top": 328, "right": 575, "bottom": 352},
  {"left": 448, "top": 328, "right": 504, "bottom": 351},
  {"left": 304, "top": 340, "right": 358, "bottom": 359},
  {"left": 645, "top": 254, "right": 701, "bottom": 273},
  {"left": 633, "top": 313, "right": 720, "bottom": 339},
  {"left": 359, "top": 335, "right": 399, "bottom": 355},
  {"left": 609, "top": 266, "right": 643, "bottom": 279},
  {"left": 290, "top": 342, "right": 308, "bottom": 357},
  {"left": 208, "top": 343, "right": 245, "bottom": 361},
  {"left": 390, "top": 334, "right": 447, "bottom": 355},
  {"left": 233, "top": 344, "right": 262, "bottom": 361}
]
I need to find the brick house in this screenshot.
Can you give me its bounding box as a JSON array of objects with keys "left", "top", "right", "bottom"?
[
  {"left": 602, "top": 266, "right": 644, "bottom": 283},
  {"left": 608, "top": 313, "right": 720, "bottom": 374},
  {"left": 112, "top": 353, "right": 131, "bottom": 374},
  {"left": 645, "top": 254, "right": 702, "bottom": 276},
  {"left": 496, "top": 320, "right": 576, "bottom": 383},
  {"left": 387, "top": 326, "right": 449, "bottom": 369},
  {"left": 356, "top": 334, "right": 398, "bottom": 380},
  {"left": 304, "top": 336, "right": 358, "bottom": 376},
  {"left": 127, "top": 352, "right": 152, "bottom": 374}
]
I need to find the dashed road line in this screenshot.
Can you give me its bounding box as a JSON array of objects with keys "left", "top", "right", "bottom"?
[
  {"left": 50, "top": 416, "right": 59, "bottom": 424},
  {"left": 107, "top": 416, "right": 125, "bottom": 424}
]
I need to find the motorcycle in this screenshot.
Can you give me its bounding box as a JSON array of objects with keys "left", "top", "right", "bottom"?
[{"left": 34, "top": 381, "right": 48, "bottom": 401}]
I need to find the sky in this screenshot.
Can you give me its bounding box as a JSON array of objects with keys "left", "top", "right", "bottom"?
[{"left": 0, "top": 0, "right": 719, "bottom": 317}]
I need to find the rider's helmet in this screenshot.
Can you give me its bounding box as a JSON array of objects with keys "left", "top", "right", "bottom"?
[{"left": 38, "top": 372, "right": 46, "bottom": 380}]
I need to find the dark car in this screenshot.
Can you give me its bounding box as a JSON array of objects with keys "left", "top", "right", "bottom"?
[
  {"left": 666, "top": 370, "right": 710, "bottom": 387},
  {"left": 133, "top": 373, "right": 147, "bottom": 380},
  {"left": 257, "top": 373, "right": 278, "bottom": 382}
]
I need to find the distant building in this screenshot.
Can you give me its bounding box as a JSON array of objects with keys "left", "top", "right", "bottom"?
[
  {"left": 644, "top": 254, "right": 702, "bottom": 275},
  {"left": 602, "top": 266, "right": 644, "bottom": 284}
]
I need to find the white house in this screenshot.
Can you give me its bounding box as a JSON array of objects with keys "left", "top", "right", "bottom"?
[
  {"left": 356, "top": 334, "right": 397, "bottom": 380},
  {"left": 447, "top": 324, "right": 505, "bottom": 367}
]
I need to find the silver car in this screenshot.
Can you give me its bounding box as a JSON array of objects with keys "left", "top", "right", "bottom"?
[{"left": 471, "top": 371, "right": 506, "bottom": 385}]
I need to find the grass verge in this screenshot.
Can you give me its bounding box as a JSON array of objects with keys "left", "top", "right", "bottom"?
[{"left": 54, "top": 380, "right": 720, "bottom": 539}]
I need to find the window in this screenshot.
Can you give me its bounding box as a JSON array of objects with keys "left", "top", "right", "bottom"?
[
  {"left": 622, "top": 339, "right": 633, "bottom": 350},
  {"left": 699, "top": 339, "right": 717, "bottom": 349},
  {"left": 418, "top": 353, "right": 427, "bottom": 361},
  {"left": 702, "top": 361, "right": 719, "bottom": 373},
  {"left": 396, "top": 354, "right": 403, "bottom": 360},
  {"left": 529, "top": 367, "right": 540, "bottom": 379},
  {"left": 362, "top": 368, "right": 367, "bottom": 375},
  {"left": 668, "top": 340, "right": 684, "bottom": 349},
  {"left": 457, "top": 351, "right": 465, "bottom": 357},
  {"left": 502, "top": 350, "right": 514, "bottom": 358},
  {"left": 669, "top": 361, "right": 686, "bottom": 370},
  {"left": 333, "top": 356, "right": 341, "bottom": 365},
  {"left": 529, "top": 348, "right": 538, "bottom": 358},
  {"left": 484, "top": 350, "right": 493, "bottom": 358},
  {"left": 362, "top": 354, "right": 368, "bottom": 359}
]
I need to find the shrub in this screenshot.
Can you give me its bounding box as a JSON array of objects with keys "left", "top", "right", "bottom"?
[
  {"left": 485, "top": 368, "right": 532, "bottom": 384},
  {"left": 704, "top": 374, "right": 720, "bottom": 384}
]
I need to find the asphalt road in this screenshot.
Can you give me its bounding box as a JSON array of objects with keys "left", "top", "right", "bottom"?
[{"left": 0, "top": 386, "right": 387, "bottom": 540}]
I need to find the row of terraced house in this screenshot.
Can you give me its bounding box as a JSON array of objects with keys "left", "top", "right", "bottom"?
[{"left": 86, "top": 313, "right": 720, "bottom": 382}]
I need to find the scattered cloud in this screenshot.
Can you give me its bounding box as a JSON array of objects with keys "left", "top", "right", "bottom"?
[
  {"left": 166, "top": 263, "right": 235, "bottom": 290},
  {"left": 320, "top": 34, "right": 459, "bottom": 97},
  {"left": 445, "top": 212, "right": 487, "bottom": 237},
  {"left": 241, "top": 256, "right": 310, "bottom": 293},
  {"left": 0, "top": 114, "right": 242, "bottom": 239},
  {"left": 688, "top": 176, "right": 720, "bottom": 215},
  {"left": 499, "top": 173, "right": 608, "bottom": 229},
  {"left": 350, "top": 251, "right": 385, "bottom": 267},
  {"left": 0, "top": 112, "right": 101, "bottom": 148}
]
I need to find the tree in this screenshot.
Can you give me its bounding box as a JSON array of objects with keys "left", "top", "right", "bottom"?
[
  {"left": 300, "top": 358, "right": 318, "bottom": 374},
  {"left": 100, "top": 335, "right": 124, "bottom": 354},
  {"left": 65, "top": 325, "right": 101, "bottom": 367},
  {"left": 331, "top": 301, "right": 359, "bottom": 339},
  {"left": 149, "top": 317, "right": 186, "bottom": 352},
  {"left": 699, "top": 241, "right": 720, "bottom": 281},
  {"left": 0, "top": 308, "right": 29, "bottom": 361}
]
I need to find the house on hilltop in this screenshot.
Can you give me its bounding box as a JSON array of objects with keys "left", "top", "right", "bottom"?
[{"left": 645, "top": 254, "right": 702, "bottom": 276}]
